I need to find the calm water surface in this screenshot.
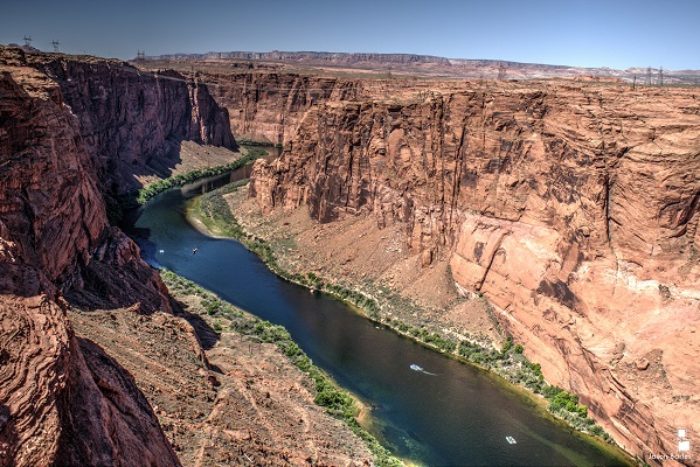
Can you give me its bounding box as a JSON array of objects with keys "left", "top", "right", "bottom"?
[{"left": 130, "top": 173, "right": 628, "bottom": 467}]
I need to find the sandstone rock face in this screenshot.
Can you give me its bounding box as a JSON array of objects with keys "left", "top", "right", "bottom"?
[
  {"left": 0, "top": 54, "right": 171, "bottom": 311},
  {"left": 0, "top": 64, "right": 106, "bottom": 284},
  {"left": 197, "top": 72, "right": 363, "bottom": 144},
  {"left": 2, "top": 47, "right": 236, "bottom": 195},
  {"left": 0, "top": 281, "right": 180, "bottom": 467},
  {"left": 251, "top": 81, "right": 700, "bottom": 460},
  {"left": 0, "top": 47, "right": 235, "bottom": 465}
]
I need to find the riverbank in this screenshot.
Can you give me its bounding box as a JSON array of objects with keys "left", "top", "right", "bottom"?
[
  {"left": 136, "top": 146, "right": 268, "bottom": 205},
  {"left": 69, "top": 279, "right": 381, "bottom": 466},
  {"left": 186, "top": 180, "right": 635, "bottom": 466},
  {"left": 235, "top": 138, "right": 283, "bottom": 149},
  {"left": 158, "top": 270, "right": 403, "bottom": 467}
]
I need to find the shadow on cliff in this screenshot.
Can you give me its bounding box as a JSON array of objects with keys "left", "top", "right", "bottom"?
[
  {"left": 170, "top": 298, "right": 220, "bottom": 351},
  {"left": 0, "top": 404, "right": 17, "bottom": 467},
  {"left": 53, "top": 337, "right": 181, "bottom": 466},
  {"left": 65, "top": 270, "right": 222, "bottom": 353},
  {"left": 106, "top": 138, "right": 240, "bottom": 224}
]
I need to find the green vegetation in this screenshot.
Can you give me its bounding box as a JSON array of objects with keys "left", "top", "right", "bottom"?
[
  {"left": 194, "top": 184, "right": 384, "bottom": 320},
  {"left": 160, "top": 270, "right": 402, "bottom": 467},
  {"left": 237, "top": 138, "right": 283, "bottom": 148},
  {"left": 454, "top": 335, "right": 613, "bottom": 440},
  {"left": 189, "top": 180, "right": 617, "bottom": 447},
  {"left": 501, "top": 336, "right": 513, "bottom": 354},
  {"left": 136, "top": 148, "right": 267, "bottom": 205}
]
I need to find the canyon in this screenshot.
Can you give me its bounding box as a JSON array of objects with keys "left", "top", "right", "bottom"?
[
  {"left": 1, "top": 42, "right": 698, "bottom": 466},
  {"left": 244, "top": 78, "right": 699, "bottom": 460},
  {"left": 148, "top": 60, "right": 699, "bottom": 461},
  {"left": 0, "top": 47, "right": 188, "bottom": 466},
  {"left": 0, "top": 47, "right": 371, "bottom": 466}
]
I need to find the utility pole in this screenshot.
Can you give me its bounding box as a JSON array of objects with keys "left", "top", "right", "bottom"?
[
  {"left": 51, "top": 40, "right": 60, "bottom": 53},
  {"left": 23, "top": 35, "right": 32, "bottom": 47},
  {"left": 645, "top": 66, "right": 652, "bottom": 86},
  {"left": 497, "top": 62, "right": 506, "bottom": 81},
  {"left": 658, "top": 66, "right": 664, "bottom": 86}
]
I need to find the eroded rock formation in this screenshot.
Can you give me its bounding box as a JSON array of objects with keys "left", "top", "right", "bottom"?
[
  {"left": 2, "top": 47, "right": 235, "bottom": 196},
  {"left": 0, "top": 47, "right": 234, "bottom": 466},
  {"left": 250, "top": 81, "right": 700, "bottom": 460},
  {"left": 197, "top": 72, "right": 364, "bottom": 144}
]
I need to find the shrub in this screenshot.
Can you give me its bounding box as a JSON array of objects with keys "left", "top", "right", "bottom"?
[
  {"left": 137, "top": 151, "right": 264, "bottom": 205},
  {"left": 501, "top": 336, "right": 513, "bottom": 354}
]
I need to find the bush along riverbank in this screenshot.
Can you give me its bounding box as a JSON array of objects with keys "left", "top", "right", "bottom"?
[
  {"left": 235, "top": 138, "right": 283, "bottom": 149},
  {"left": 188, "top": 181, "right": 627, "bottom": 457},
  {"left": 136, "top": 148, "right": 267, "bottom": 205},
  {"left": 159, "top": 269, "right": 403, "bottom": 467}
]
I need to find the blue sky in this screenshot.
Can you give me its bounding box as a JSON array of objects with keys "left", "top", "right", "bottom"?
[{"left": 1, "top": 0, "right": 698, "bottom": 69}]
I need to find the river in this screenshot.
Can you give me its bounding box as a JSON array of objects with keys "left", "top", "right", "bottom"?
[{"left": 128, "top": 168, "right": 629, "bottom": 466}]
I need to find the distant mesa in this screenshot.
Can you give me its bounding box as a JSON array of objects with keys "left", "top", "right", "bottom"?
[{"left": 139, "top": 50, "right": 700, "bottom": 84}]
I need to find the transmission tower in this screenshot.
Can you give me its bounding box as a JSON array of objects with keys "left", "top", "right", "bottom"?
[
  {"left": 51, "top": 40, "right": 60, "bottom": 52},
  {"left": 497, "top": 62, "right": 506, "bottom": 81},
  {"left": 632, "top": 74, "right": 637, "bottom": 90},
  {"left": 658, "top": 66, "right": 663, "bottom": 86},
  {"left": 136, "top": 50, "right": 146, "bottom": 61},
  {"left": 645, "top": 66, "right": 652, "bottom": 86},
  {"left": 23, "top": 35, "right": 32, "bottom": 47}
]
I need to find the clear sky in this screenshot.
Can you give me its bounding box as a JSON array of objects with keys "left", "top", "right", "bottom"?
[{"left": 1, "top": 0, "right": 698, "bottom": 69}]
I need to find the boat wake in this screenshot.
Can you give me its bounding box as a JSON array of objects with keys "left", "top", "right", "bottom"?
[{"left": 409, "top": 363, "right": 437, "bottom": 376}]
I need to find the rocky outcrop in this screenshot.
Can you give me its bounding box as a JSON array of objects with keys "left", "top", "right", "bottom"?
[
  {"left": 2, "top": 47, "right": 236, "bottom": 196},
  {"left": 0, "top": 284, "right": 179, "bottom": 467},
  {"left": 0, "top": 47, "right": 235, "bottom": 466},
  {"left": 0, "top": 53, "right": 171, "bottom": 311},
  {"left": 192, "top": 71, "right": 363, "bottom": 144},
  {"left": 250, "top": 81, "right": 700, "bottom": 461},
  {"left": 0, "top": 61, "right": 175, "bottom": 466}
]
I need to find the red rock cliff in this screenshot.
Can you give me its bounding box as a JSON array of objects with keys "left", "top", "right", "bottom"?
[
  {"left": 182, "top": 71, "right": 371, "bottom": 144},
  {"left": 250, "top": 81, "right": 700, "bottom": 461},
  {"left": 0, "top": 47, "right": 235, "bottom": 466},
  {"left": 11, "top": 48, "right": 236, "bottom": 195}
]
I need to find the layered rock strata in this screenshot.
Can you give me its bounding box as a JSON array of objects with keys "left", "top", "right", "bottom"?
[
  {"left": 2, "top": 47, "right": 236, "bottom": 195},
  {"left": 250, "top": 81, "right": 700, "bottom": 461},
  {"left": 0, "top": 47, "right": 235, "bottom": 466}
]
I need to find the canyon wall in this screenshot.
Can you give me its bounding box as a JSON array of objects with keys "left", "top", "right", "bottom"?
[
  {"left": 180, "top": 69, "right": 452, "bottom": 147},
  {"left": 8, "top": 48, "right": 236, "bottom": 195},
  {"left": 194, "top": 71, "right": 364, "bottom": 144},
  {"left": 0, "top": 47, "right": 234, "bottom": 466},
  {"left": 250, "top": 82, "right": 700, "bottom": 460}
]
